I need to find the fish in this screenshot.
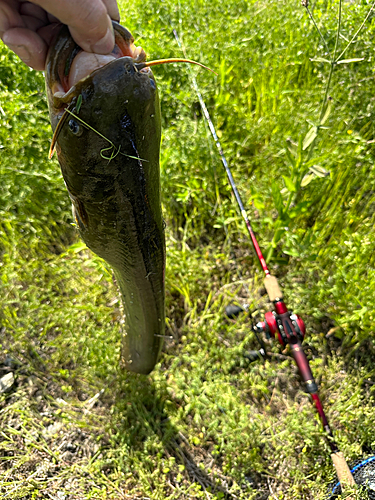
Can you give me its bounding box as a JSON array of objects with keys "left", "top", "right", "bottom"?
[{"left": 45, "top": 22, "right": 165, "bottom": 374}]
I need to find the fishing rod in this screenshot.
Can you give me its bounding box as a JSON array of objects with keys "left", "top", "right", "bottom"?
[{"left": 172, "top": 29, "right": 357, "bottom": 495}]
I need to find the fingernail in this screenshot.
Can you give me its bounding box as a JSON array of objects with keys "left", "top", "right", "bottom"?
[
  {"left": 4, "top": 42, "right": 31, "bottom": 63},
  {"left": 91, "top": 16, "right": 115, "bottom": 54}
]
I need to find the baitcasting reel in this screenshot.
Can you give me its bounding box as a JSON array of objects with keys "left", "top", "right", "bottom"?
[
  {"left": 254, "top": 307, "right": 306, "bottom": 347},
  {"left": 226, "top": 299, "right": 307, "bottom": 371}
]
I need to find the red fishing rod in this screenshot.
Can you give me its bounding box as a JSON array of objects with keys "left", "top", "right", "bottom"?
[{"left": 172, "top": 29, "right": 356, "bottom": 494}]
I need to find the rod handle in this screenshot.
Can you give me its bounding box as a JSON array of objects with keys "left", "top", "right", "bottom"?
[
  {"left": 331, "top": 451, "right": 356, "bottom": 491},
  {"left": 290, "top": 343, "right": 317, "bottom": 392},
  {"left": 264, "top": 275, "right": 283, "bottom": 302}
]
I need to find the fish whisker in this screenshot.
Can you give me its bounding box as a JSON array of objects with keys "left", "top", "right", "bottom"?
[{"left": 137, "top": 58, "right": 217, "bottom": 75}]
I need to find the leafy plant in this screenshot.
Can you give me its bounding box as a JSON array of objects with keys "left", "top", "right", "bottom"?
[{"left": 1, "top": 1, "right": 375, "bottom": 499}]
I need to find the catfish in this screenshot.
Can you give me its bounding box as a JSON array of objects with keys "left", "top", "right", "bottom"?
[{"left": 45, "top": 22, "right": 165, "bottom": 374}]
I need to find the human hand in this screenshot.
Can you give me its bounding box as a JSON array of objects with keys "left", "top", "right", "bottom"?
[{"left": 0, "top": 0, "right": 120, "bottom": 70}]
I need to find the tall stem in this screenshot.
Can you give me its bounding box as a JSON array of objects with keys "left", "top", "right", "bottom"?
[
  {"left": 336, "top": 0, "right": 375, "bottom": 62},
  {"left": 306, "top": 6, "right": 331, "bottom": 58},
  {"left": 320, "top": 0, "right": 341, "bottom": 123},
  {"left": 306, "top": 0, "right": 342, "bottom": 164}
]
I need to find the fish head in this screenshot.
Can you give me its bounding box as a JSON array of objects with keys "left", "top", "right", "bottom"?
[
  {"left": 46, "top": 21, "right": 145, "bottom": 124},
  {"left": 45, "top": 21, "right": 160, "bottom": 173}
]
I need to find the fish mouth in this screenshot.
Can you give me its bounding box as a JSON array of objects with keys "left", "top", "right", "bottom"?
[
  {"left": 46, "top": 21, "right": 147, "bottom": 113},
  {"left": 46, "top": 21, "right": 214, "bottom": 117}
]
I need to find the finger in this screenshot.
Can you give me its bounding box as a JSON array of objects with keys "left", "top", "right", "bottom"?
[
  {"left": 37, "top": 21, "right": 60, "bottom": 46},
  {"left": 19, "top": 2, "right": 48, "bottom": 22},
  {"left": 102, "top": 0, "right": 120, "bottom": 22},
  {"left": 68, "top": 15, "right": 114, "bottom": 55},
  {"left": 44, "top": 2, "right": 119, "bottom": 24},
  {"left": 2, "top": 26, "right": 46, "bottom": 69},
  {"left": 47, "top": 12, "right": 59, "bottom": 23},
  {"left": 21, "top": 14, "right": 46, "bottom": 31},
  {"left": 0, "top": 1, "right": 24, "bottom": 33},
  {"left": 30, "top": 0, "right": 116, "bottom": 53}
]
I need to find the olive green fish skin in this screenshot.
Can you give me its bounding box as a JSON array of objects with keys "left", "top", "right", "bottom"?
[{"left": 45, "top": 30, "right": 165, "bottom": 374}]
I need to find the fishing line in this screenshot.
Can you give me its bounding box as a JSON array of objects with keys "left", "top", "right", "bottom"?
[
  {"left": 173, "top": 30, "right": 270, "bottom": 276},
  {"left": 171, "top": 28, "right": 373, "bottom": 498},
  {"left": 49, "top": 107, "right": 147, "bottom": 162}
]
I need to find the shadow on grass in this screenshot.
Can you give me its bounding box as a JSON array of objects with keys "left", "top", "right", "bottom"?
[{"left": 111, "top": 372, "right": 263, "bottom": 499}]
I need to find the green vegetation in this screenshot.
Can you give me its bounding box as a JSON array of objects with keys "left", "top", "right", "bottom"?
[{"left": 1, "top": 0, "right": 375, "bottom": 498}]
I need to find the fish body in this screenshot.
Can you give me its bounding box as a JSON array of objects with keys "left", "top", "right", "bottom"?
[{"left": 45, "top": 23, "right": 165, "bottom": 374}]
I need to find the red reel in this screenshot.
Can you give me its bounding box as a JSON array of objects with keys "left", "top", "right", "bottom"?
[
  {"left": 292, "top": 313, "right": 306, "bottom": 338},
  {"left": 264, "top": 311, "right": 285, "bottom": 345},
  {"left": 257, "top": 311, "right": 306, "bottom": 346}
]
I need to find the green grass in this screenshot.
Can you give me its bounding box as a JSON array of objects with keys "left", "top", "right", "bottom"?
[{"left": 1, "top": 0, "right": 375, "bottom": 498}]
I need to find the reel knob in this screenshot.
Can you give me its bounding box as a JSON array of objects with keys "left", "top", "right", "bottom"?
[{"left": 225, "top": 304, "right": 244, "bottom": 319}]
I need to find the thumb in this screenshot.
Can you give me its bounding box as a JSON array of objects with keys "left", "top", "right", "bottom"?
[{"left": 32, "top": 0, "right": 119, "bottom": 54}]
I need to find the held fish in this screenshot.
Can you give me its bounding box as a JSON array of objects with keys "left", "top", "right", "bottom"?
[{"left": 45, "top": 22, "right": 165, "bottom": 374}]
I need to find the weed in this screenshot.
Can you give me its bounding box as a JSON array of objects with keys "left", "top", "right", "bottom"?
[{"left": 1, "top": 0, "right": 375, "bottom": 499}]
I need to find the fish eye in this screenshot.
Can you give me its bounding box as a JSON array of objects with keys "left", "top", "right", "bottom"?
[{"left": 68, "top": 119, "right": 82, "bottom": 136}]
